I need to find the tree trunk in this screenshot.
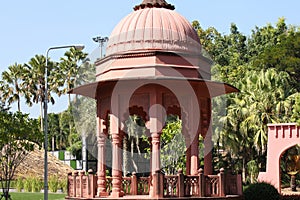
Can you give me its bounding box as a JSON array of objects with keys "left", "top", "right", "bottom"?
[
  {"left": 123, "top": 136, "right": 130, "bottom": 175},
  {"left": 52, "top": 136, "right": 55, "bottom": 152},
  {"left": 40, "top": 101, "right": 43, "bottom": 132},
  {"left": 68, "top": 93, "right": 71, "bottom": 107},
  {"left": 17, "top": 99, "right": 20, "bottom": 112},
  {"left": 82, "top": 134, "right": 87, "bottom": 171},
  {"left": 242, "top": 157, "right": 246, "bottom": 183},
  {"left": 291, "top": 174, "right": 297, "bottom": 191}
]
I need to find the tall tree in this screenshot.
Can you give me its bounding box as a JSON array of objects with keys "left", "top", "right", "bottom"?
[
  {"left": 0, "top": 110, "right": 41, "bottom": 200},
  {"left": 23, "top": 55, "right": 57, "bottom": 130},
  {"left": 253, "top": 31, "right": 300, "bottom": 88},
  {"left": 0, "top": 63, "right": 28, "bottom": 111},
  {"left": 47, "top": 113, "right": 61, "bottom": 151},
  {"left": 248, "top": 18, "right": 289, "bottom": 61},
  {"left": 218, "top": 68, "right": 295, "bottom": 178},
  {"left": 58, "top": 48, "right": 88, "bottom": 106}
]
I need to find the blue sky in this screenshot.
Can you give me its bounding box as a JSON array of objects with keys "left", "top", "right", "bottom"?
[{"left": 0, "top": 0, "right": 299, "bottom": 117}]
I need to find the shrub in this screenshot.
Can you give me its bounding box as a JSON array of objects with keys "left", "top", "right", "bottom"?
[
  {"left": 31, "top": 176, "right": 43, "bottom": 192},
  {"left": 15, "top": 178, "right": 23, "bottom": 192},
  {"left": 9, "top": 180, "right": 16, "bottom": 188},
  {"left": 281, "top": 195, "right": 300, "bottom": 200},
  {"left": 23, "top": 177, "right": 33, "bottom": 192},
  {"left": 244, "top": 182, "right": 280, "bottom": 200},
  {"left": 49, "top": 175, "right": 59, "bottom": 192},
  {"left": 58, "top": 178, "right": 67, "bottom": 192}
]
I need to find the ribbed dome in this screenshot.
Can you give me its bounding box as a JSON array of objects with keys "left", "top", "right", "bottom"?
[{"left": 106, "top": 6, "right": 201, "bottom": 56}]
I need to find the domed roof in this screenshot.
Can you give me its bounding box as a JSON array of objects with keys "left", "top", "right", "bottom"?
[{"left": 106, "top": 0, "right": 201, "bottom": 56}]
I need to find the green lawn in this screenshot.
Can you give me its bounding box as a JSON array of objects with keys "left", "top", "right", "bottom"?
[{"left": 7, "top": 192, "right": 66, "bottom": 200}]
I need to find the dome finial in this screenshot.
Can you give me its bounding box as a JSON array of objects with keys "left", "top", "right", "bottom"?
[{"left": 134, "top": 0, "right": 175, "bottom": 11}]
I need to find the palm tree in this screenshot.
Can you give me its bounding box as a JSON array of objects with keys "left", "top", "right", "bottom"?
[
  {"left": 218, "top": 68, "right": 295, "bottom": 178},
  {"left": 58, "top": 48, "right": 88, "bottom": 106},
  {"left": 244, "top": 69, "right": 295, "bottom": 151},
  {"left": 0, "top": 63, "right": 27, "bottom": 111},
  {"left": 23, "top": 55, "right": 57, "bottom": 130}
]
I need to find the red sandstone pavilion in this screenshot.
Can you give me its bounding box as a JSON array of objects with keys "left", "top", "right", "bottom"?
[{"left": 66, "top": 0, "right": 242, "bottom": 199}]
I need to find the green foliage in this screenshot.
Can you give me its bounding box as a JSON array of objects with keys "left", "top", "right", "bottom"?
[
  {"left": 23, "top": 177, "right": 32, "bottom": 192},
  {"left": 58, "top": 178, "right": 67, "bottom": 192},
  {"left": 290, "top": 93, "right": 300, "bottom": 124},
  {"left": 216, "top": 68, "right": 295, "bottom": 174},
  {"left": 125, "top": 115, "right": 146, "bottom": 140},
  {"left": 58, "top": 48, "right": 89, "bottom": 97},
  {"left": 123, "top": 114, "right": 146, "bottom": 174},
  {"left": 194, "top": 18, "right": 300, "bottom": 179},
  {"left": 243, "top": 182, "right": 280, "bottom": 200},
  {"left": 23, "top": 55, "right": 57, "bottom": 107},
  {"left": 160, "top": 115, "right": 186, "bottom": 175},
  {"left": 48, "top": 113, "right": 61, "bottom": 151},
  {"left": 247, "top": 160, "right": 259, "bottom": 184},
  {"left": 0, "top": 111, "right": 41, "bottom": 197},
  {"left": 282, "top": 195, "right": 300, "bottom": 200},
  {"left": 31, "top": 176, "right": 43, "bottom": 192},
  {"left": 49, "top": 175, "right": 59, "bottom": 193},
  {"left": 142, "top": 115, "right": 187, "bottom": 175},
  {"left": 15, "top": 177, "right": 23, "bottom": 192},
  {"left": 64, "top": 106, "right": 83, "bottom": 157},
  {"left": 0, "top": 63, "right": 28, "bottom": 111}
]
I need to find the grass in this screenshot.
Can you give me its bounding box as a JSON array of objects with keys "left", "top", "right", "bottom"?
[{"left": 7, "top": 192, "right": 66, "bottom": 200}]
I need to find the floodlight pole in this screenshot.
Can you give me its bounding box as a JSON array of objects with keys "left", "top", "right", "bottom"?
[
  {"left": 44, "top": 44, "right": 84, "bottom": 200},
  {"left": 92, "top": 36, "right": 109, "bottom": 58}
]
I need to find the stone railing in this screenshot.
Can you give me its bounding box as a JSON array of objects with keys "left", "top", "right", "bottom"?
[
  {"left": 105, "top": 173, "right": 151, "bottom": 196},
  {"left": 66, "top": 168, "right": 242, "bottom": 199},
  {"left": 67, "top": 169, "right": 97, "bottom": 199},
  {"left": 163, "top": 168, "right": 224, "bottom": 198}
]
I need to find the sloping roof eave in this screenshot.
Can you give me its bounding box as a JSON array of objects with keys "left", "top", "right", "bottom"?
[{"left": 68, "top": 77, "right": 239, "bottom": 99}]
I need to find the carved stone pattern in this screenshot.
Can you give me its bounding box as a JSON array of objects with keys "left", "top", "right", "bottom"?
[
  {"left": 206, "top": 175, "right": 220, "bottom": 196},
  {"left": 138, "top": 177, "right": 151, "bottom": 195},
  {"left": 164, "top": 175, "right": 178, "bottom": 197},
  {"left": 122, "top": 178, "right": 132, "bottom": 195},
  {"left": 184, "top": 176, "right": 199, "bottom": 196}
]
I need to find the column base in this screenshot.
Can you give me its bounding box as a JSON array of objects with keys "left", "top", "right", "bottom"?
[
  {"left": 96, "top": 191, "right": 109, "bottom": 197},
  {"left": 110, "top": 191, "right": 124, "bottom": 198}
]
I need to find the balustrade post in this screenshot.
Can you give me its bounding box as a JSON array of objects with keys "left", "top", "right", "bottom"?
[
  {"left": 131, "top": 172, "right": 138, "bottom": 195},
  {"left": 79, "top": 170, "right": 85, "bottom": 198},
  {"left": 67, "top": 172, "right": 73, "bottom": 197},
  {"left": 198, "top": 168, "right": 205, "bottom": 197},
  {"left": 73, "top": 171, "right": 78, "bottom": 198},
  {"left": 88, "top": 169, "right": 97, "bottom": 198},
  {"left": 177, "top": 169, "right": 184, "bottom": 197},
  {"left": 219, "top": 168, "right": 225, "bottom": 197},
  {"left": 151, "top": 169, "right": 164, "bottom": 198},
  {"left": 96, "top": 132, "right": 108, "bottom": 197}
]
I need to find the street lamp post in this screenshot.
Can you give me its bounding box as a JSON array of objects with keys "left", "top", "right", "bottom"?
[{"left": 44, "top": 44, "right": 84, "bottom": 200}]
